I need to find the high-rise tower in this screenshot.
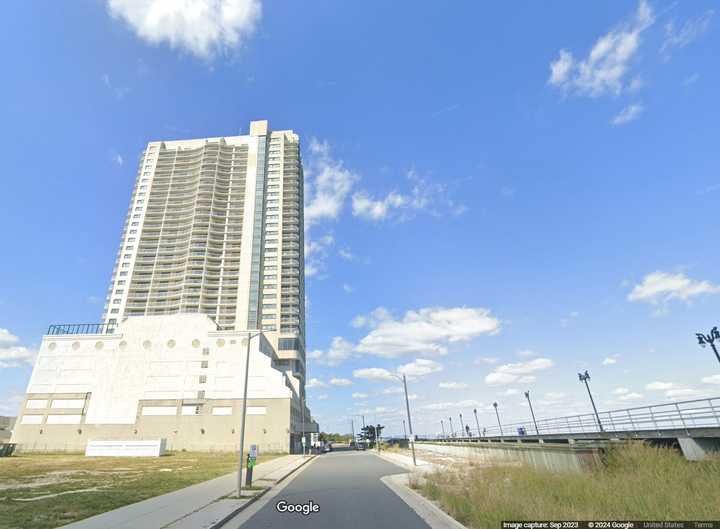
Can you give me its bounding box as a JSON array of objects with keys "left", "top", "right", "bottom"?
[
  {"left": 12, "top": 121, "right": 315, "bottom": 454},
  {"left": 102, "top": 120, "right": 306, "bottom": 390}
]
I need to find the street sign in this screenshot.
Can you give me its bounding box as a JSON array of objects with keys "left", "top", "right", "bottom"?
[{"left": 249, "top": 444, "right": 258, "bottom": 459}]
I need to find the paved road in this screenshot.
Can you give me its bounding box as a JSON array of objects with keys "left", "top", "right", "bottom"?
[{"left": 232, "top": 449, "right": 432, "bottom": 529}]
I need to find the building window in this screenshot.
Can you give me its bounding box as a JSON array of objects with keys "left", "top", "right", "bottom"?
[
  {"left": 199, "top": 375, "right": 207, "bottom": 384},
  {"left": 201, "top": 361, "right": 208, "bottom": 368},
  {"left": 111, "top": 309, "right": 119, "bottom": 314},
  {"left": 120, "top": 272, "right": 128, "bottom": 276},
  {"left": 113, "top": 299, "right": 121, "bottom": 304}
]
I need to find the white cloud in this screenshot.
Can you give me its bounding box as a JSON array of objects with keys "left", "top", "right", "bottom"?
[
  {"left": 665, "top": 388, "right": 702, "bottom": 399},
  {"left": 316, "top": 394, "right": 328, "bottom": 401},
  {"left": 107, "top": 0, "right": 262, "bottom": 59},
  {"left": 329, "top": 377, "right": 352, "bottom": 387},
  {"left": 661, "top": 10, "right": 715, "bottom": 58},
  {"left": 355, "top": 306, "right": 500, "bottom": 358},
  {"left": 421, "top": 399, "right": 482, "bottom": 411},
  {"left": 701, "top": 375, "right": 720, "bottom": 385},
  {"left": 381, "top": 386, "right": 403, "bottom": 395},
  {"left": 112, "top": 153, "right": 124, "bottom": 166},
  {"left": 439, "top": 381, "right": 468, "bottom": 390},
  {"left": 611, "top": 103, "right": 644, "bottom": 125},
  {"left": 646, "top": 381, "right": 675, "bottom": 391},
  {"left": 306, "top": 378, "right": 326, "bottom": 389},
  {"left": 338, "top": 248, "right": 354, "bottom": 260},
  {"left": 548, "top": 0, "right": 654, "bottom": 97},
  {"left": 353, "top": 367, "right": 396, "bottom": 382},
  {"left": 474, "top": 357, "right": 499, "bottom": 365},
  {"left": 0, "top": 329, "right": 19, "bottom": 346},
  {"left": 618, "top": 392, "right": 644, "bottom": 401},
  {"left": 602, "top": 355, "right": 619, "bottom": 366},
  {"left": 304, "top": 233, "right": 334, "bottom": 278},
  {"left": 501, "top": 388, "right": 519, "bottom": 396},
  {"left": 307, "top": 337, "right": 354, "bottom": 367},
  {"left": 516, "top": 350, "right": 538, "bottom": 358},
  {"left": 0, "top": 328, "right": 34, "bottom": 369},
  {"left": 397, "top": 358, "right": 443, "bottom": 379},
  {"left": 351, "top": 168, "right": 466, "bottom": 222},
  {"left": 342, "top": 284, "right": 354, "bottom": 294},
  {"left": 485, "top": 358, "right": 553, "bottom": 386},
  {"left": 683, "top": 73, "right": 700, "bottom": 86},
  {"left": 351, "top": 315, "right": 368, "bottom": 328},
  {"left": 305, "top": 139, "right": 359, "bottom": 227},
  {"left": 614, "top": 387, "right": 630, "bottom": 395},
  {"left": 628, "top": 271, "right": 720, "bottom": 305},
  {"left": 352, "top": 392, "right": 369, "bottom": 399}
]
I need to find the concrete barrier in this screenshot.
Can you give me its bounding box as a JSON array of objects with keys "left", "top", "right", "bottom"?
[
  {"left": 416, "top": 441, "right": 603, "bottom": 473},
  {"left": 85, "top": 439, "right": 167, "bottom": 457}
]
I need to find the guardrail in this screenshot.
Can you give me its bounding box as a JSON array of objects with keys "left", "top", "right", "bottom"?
[
  {"left": 426, "top": 397, "right": 720, "bottom": 439},
  {"left": 46, "top": 323, "right": 117, "bottom": 335}
]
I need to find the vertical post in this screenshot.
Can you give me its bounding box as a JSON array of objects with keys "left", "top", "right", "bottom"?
[
  {"left": 402, "top": 375, "right": 417, "bottom": 466},
  {"left": 402, "top": 419, "right": 407, "bottom": 440},
  {"left": 237, "top": 332, "right": 255, "bottom": 498},
  {"left": 579, "top": 371, "right": 604, "bottom": 432},
  {"left": 440, "top": 419, "right": 446, "bottom": 439},
  {"left": 711, "top": 342, "right": 720, "bottom": 365},
  {"left": 493, "top": 402, "right": 504, "bottom": 441},
  {"left": 351, "top": 419, "right": 356, "bottom": 448},
  {"left": 473, "top": 409, "right": 481, "bottom": 438},
  {"left": 448, "top": 417, "right": 455, "bottom": 437},
  {"left": 525, "top": 391, "right": 539, "bottom": 435},
  {"left": 459, "top": 413, "right": 465, "bottom": 438},
  {"left": 301, "top": 396, "right": 306, "bottom": 456},
  {"left": 361, "top": 415, "right": 366, "bottom": 428}
]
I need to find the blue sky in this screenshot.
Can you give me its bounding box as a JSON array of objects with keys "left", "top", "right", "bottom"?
[{"left": 1, "top": 0, "right": 719, "bottom": 435}]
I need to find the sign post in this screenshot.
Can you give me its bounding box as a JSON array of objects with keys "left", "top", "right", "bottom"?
[{"left": 245, "top": 444, "right": 258, "bottom": 487}]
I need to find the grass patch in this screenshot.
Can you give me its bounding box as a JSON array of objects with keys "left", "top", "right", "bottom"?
[
  {"left": 0, "top": 451, "right": 281, "bottom": 529},
  {"left": 413, "top": 443, "right": 720, "bottom": 527}
]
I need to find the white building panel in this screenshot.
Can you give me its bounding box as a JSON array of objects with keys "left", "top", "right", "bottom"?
[
  {"left": 26, "top": 400, "right": 47, "bottom": 409},
  {"left": 247, "top": 406, "right": 267, "bottom": 415},
  {"left": 86, "top": 439, "right": 166, "bottom": 457},
  {"left": 212, "top": 407, "right": 233, "bottom": 416},
  {"left": 20, "top": 415, "right": 43, "bottom": 425},
  {"left": 141, "top": 406, "right": 177, "bottom": 416},
  {"left": 51, "top": 399, "right": 85, "bottom": 409},
  {"left": 47, "top": 415, "right": 82, "bottom": 424}
]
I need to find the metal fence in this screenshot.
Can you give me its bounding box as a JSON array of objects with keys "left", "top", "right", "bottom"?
[
  {"left": 46, "top": 323, "right": 117, "bottom": 335},
  {"left": 429, "top": 397, "right": 720, "bottom": 439}
]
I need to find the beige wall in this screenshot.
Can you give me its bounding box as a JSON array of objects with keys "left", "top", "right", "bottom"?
[{"left": 12, "top": 396, "right": 298, "bottom": 454}]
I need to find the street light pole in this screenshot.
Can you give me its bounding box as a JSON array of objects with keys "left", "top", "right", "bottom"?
[
  {"left": 578, "top": 370, "right": 604, "bottom": 432},
  {"left": 440, "top": 419, "right": 446, "bottom": 439},
  {"left": 237, "top": 331, "right": 262, "bottom": 499},
  {"left": 493, "top": 402, "right": 504, "bottom": 441},
  {"left": 402, "top": 419, "right": 407, "bottom": 440},
  {"left": 473, "top": 408, "right": 481, "bottom": 438},
  {"left": 459, "top": 413, "right": 465, "bottom": 438},
  {"left": 351, "top": 419, "right": 355, "bottom": 448},
  {"left": 400, "top": 374, "right": 417, "bottom": 466},
  {"left": 524, "top": 390, "right": 539, "bottom": 435},
  {"left": 301, "top": 395, "right": 306, "bottom": 456},
  {"left": 448, "top": 416, "right": 455, "bottom": 437},
  {"left": 696, "top": 327, "right": 720, "bottom": 365}
]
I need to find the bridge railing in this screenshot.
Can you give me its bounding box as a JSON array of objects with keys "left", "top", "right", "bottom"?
[{"left": 428, "top": 397, "right": 720, "bottom": 439}]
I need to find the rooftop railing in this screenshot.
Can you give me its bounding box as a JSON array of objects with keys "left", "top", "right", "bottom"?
[{"left": 46, "top": 323, "right": 117, "bottom": 336}]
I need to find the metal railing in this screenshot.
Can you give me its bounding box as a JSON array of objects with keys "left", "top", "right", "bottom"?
[
  {"left": 46, "top": 323, "right": 118, "bottom": 335},
  {"left": 429, "top": 397, "right": 720, "bottom": 440}
]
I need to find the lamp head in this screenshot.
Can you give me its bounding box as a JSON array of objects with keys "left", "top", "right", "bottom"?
[
  {"left": 493, "top": 401, "right": 498, "bottom": 408},
  {"left": 697, "top": 333, "right": 707, "bottom": 346},
  {"left": 524, "top": 391, "right": 530, "bottom": 398},
  {"left": 713, "top": 327, "right": 720, "bottom": 340}
]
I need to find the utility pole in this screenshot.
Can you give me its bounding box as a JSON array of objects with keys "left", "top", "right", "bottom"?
[
  {"left": 473, "top": 408, "right": 481, "bottom": 438},
  {"left": 524, "top": 390, "right": 540, "bottom": 435},
  {"left": 400, "top": 375, "right": 417, "bottom": 466},
  {"left": 237, "top": 331, "right": 262, "bottom": 499},
  {"left": 696, "top": 327, "right": 720, "bottom": 365},
  {"left": 578, "top": 370, "right": 604, "bottom": 432},
  {"left": 493, "top": 402, "right": 504, "bottom": 441},
  {"left": 351, "top": 419, "right": 355, "bottom": 449},
  {"left": 402, "top": 419, "right": 407, "bottom": 440}
]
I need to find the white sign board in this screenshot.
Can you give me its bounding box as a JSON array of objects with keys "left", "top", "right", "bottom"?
[{"left": 85, "top": 439, "right": 167, "bottom": 457}]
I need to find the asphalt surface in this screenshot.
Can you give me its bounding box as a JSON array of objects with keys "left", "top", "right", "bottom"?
[{"left": 233, "top": 449, "right": 432, "bottom": 529}]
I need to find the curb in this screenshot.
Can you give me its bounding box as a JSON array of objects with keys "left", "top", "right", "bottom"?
[
  {"left": 381, "top": 473, "right": 468, "bottom": 529},
  {"left": 210, "top": 455, "right": 316, "bottom": 529}
]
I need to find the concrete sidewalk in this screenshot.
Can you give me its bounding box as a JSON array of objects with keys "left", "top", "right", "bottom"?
[{"left": 60, "top": 454, "right": 314, "bottom": 529}]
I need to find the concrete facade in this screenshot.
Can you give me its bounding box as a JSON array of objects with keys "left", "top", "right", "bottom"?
[{"left": 13, "top": 314, "right": 316, "bottom": 453}]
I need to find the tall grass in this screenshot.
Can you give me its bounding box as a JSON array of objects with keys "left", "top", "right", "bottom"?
[{"left": 414, "top": 443, "right": 720, "bottom": 528}]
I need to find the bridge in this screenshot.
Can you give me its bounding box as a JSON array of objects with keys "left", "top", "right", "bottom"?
[{"left": 419, "top": 397, "right": 720, "bottom": 461}]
